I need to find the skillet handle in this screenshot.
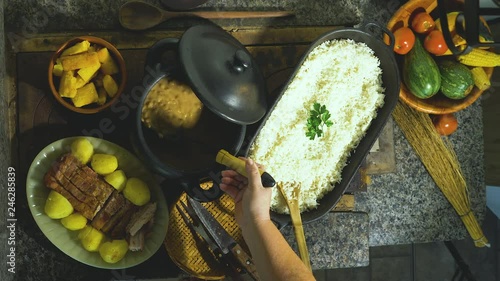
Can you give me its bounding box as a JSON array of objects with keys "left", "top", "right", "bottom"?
[
  {"left": 182, "top": 173, "right": 224, "bottom": 202},
  {"left": 362, "top": 21, "right": 395, "bottom": 51}
]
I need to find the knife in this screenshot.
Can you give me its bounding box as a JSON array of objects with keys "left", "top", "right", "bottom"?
[
  {"left": 177, "top": 200, "right": 256, "bottom": 281},
  {"left": 175, "top": 203, "right": 221, "bottom": 263},
  {"left": 187, "top": 197, "right": 261, "bottom": 281}
]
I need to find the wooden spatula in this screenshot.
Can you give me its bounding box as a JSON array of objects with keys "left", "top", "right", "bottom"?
[{"left": 276, "top": 182, "right": 312, "bottom": 271}]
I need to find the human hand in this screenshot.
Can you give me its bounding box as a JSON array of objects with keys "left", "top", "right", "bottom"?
[{"left": 219, "top": 158, "right": 272, "bottom": 231}]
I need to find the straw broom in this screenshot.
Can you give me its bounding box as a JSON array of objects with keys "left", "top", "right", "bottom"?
[{"left": 392, "top": 101, "right": 489, "bottom": 247}]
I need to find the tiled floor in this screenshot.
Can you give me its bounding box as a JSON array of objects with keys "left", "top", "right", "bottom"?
[{"left": 313, "top": 209, "right": 500, "bottom": 281}]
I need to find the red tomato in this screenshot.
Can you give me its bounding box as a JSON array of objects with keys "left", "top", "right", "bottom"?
[
  {"left": 411, "top": 12, "right": 435, "bottom": 34},
  {"left": 424, "top": 30, "right": 449, "bottom": 55},
  {"left": 393, "top": 27, "right": 415, "bottom": 55},
  {"left": 432, "top": 114, "right": 458, "bottom": 136}
]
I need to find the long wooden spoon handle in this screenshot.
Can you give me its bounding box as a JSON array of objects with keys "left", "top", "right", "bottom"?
[
  {"left": 185, "top": 10, "right": 294, "bottom": 19},
  {"left": 290, "top": 209, "right": 312, "bottom": 271}
]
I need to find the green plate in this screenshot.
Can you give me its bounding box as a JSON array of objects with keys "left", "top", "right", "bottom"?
[{"left": 26, "top": 137, "right": 169, "bottom": 269}]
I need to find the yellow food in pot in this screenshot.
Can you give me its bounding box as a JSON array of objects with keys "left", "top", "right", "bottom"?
[{"left": 141, "top": 77, "right": 203, "bottom": 138}]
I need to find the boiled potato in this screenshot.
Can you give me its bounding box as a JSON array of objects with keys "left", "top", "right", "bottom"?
[
  {"left": 78, "top": 225, "right": 105, "bottom": 252},
  {"left": 123, "top": 177, "right": 150, "bottom": 206},
  {"left": 71, "top": 138, "right": 94, "bottom": 164},
  {"left": 91, "top": 154, "right": 118, "bottom": 175},
  {"left": 104, "top": 170, "right": 127, "bottom": 192},
  {"left": 99, "top": 239, "right": 128, "bottom": 264},
  {"left": 61, "top": 212, "right": 87, "bottom": 230},
  {"left": 44, "top": 190, "right": 74, "bottom": 219}
]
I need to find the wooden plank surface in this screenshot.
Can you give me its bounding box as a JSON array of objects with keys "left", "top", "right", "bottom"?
[
  {"left": 11, "top": 26, "right": 342, "bottom": 53},
  {"left": 15, "top": 49, "right": 363, "bottom": 212}
]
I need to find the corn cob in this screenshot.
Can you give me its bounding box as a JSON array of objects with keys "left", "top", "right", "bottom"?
[
  {"left": 470, "top": 67, "right": 491, "bottom": 91},
  {"left": 457, "top": 48, "right": 500, "bottom": 67}
]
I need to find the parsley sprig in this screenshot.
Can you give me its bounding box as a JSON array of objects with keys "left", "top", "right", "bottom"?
[{"left": 306, "top": 102, "right": 333, "bottom": 140}]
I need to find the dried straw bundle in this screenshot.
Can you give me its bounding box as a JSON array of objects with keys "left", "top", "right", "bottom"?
[{"left": 392, "top": 101, "right": 489, "bottom": 247}]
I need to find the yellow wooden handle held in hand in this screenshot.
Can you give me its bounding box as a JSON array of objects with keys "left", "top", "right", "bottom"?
[{"left": 216, "top": 149, "right": 276, "bottom": 187}]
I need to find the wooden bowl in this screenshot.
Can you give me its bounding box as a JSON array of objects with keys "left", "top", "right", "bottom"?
[
  {"left": 386, "top": 0, "right": 493, "bottom": 114},
  {"left": 48, "top": 36, "right": 127, "bottom": 114}
]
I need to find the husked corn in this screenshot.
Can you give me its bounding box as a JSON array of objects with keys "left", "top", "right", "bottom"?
[
  {"left": 458, "top": 48, "right": 500, "bottom": 67},
  {"left": 470, "top": 67, "right": 491, "bottom": 91}
]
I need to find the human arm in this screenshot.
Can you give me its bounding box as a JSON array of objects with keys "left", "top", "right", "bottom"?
[{"left": 219, "top": 158, "right": 315, "bottom": 281}]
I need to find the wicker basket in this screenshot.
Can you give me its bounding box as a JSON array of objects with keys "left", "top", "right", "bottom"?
[{"left": 164, "top": 192, "right": 248, "bottom": 280}]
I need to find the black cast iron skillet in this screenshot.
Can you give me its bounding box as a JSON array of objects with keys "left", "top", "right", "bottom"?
[{"left": 240, "top": 22, "right": 400, "bottom": 229}]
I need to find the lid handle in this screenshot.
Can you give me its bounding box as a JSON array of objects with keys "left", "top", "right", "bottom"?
[{"left": 231, "top": 50, "right": 251, "bottom": 73}]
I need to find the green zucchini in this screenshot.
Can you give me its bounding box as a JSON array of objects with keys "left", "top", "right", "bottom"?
[
  {"left": 438, "top": 60, "right": 474, "bottom": 100},
  {"left": 403, "top": 39, "right": 441, "bottom": 99}
]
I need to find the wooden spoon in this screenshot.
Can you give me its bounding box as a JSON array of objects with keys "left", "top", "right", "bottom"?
[
  {"left": 276, "top": 182, "right": 312, "bottom": 271},
  {"left": 160, "top": 0, "right": 209, "bottom": 11},
  {"left": 119, "top": 0, "right": 295, "bottom": 31}
]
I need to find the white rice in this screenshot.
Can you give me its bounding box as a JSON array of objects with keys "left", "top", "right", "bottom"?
[{"left": 248, "top": 39, "right": 385, "bottom": 214}]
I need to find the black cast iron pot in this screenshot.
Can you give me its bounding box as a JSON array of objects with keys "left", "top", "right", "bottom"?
[{"left": 133, "top": 24, "right": 268, "bottom": 202}]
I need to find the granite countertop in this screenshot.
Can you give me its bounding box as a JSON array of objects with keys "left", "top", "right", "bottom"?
[{"left": 0, "top": 0, "right": 487, "bottom": 280}]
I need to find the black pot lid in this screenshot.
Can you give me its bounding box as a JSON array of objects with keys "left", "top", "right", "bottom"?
[{"left": 178, "top": 24, "right": 267, "bottom": 125}]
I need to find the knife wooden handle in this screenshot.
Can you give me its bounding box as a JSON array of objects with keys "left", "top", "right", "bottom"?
[{"left": 229, "top": 244, "right": 260, "bottom": 281}]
